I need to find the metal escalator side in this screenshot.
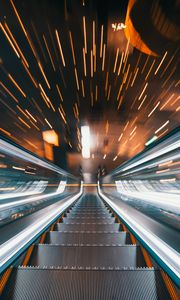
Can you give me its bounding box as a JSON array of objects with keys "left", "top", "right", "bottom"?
[{"left": 1, "top": 192, "right": 178, "bottom": 300}]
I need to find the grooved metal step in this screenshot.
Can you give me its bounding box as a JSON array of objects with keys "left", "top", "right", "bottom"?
[
  {"left": 71, "top": 208, "right": 109, "bottom": 212},
  {"left": 63, "top": 217, "right": 116, "bottom": 224},
  {"left": 29, "top": 245, "right": 146, "bottom": 268},
  {"left": 44, "top": 231, "right": 132, "bottom": 245},
  {"left": 1, "top": 268, "right": 172, "bottom": 300},
  {"left": 66, "top": 212, "right": 112, "bottom": 217},
  {"left": 55, "top": 223, "right": 122, "bottom": 232},
  {"left": 2, "top": 192, "right": 173, "bottom": 300}
]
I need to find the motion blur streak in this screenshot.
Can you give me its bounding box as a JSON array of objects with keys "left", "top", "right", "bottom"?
[
  {"left": 0, "top": 180, "right": 67, "bottom": 210},
  {"left": 115, "top": 181, "right": 179, "bottom": 214},
  {"left": 0, "top": 180, "right": 48, "bottom": 201},
  {"left": 98, "top": 182, "right": 180, "bottom": 283},
  {"left": 121, "top": 139, "right": 179, "bottom": 172},
  {"left": 0, "top": 182, "right": 83, "bottom": 272},
  {"left": 0, "top": 138, "right": 72, "bottom": 176}
]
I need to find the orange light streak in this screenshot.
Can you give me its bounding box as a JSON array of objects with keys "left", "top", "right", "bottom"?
[
  {"left": 160, "top": 93, "right": 174, "bottom": 110},
  {"left": 43, "top": 35, "right": 56, "bottom": 71},
  {"left": 102, "top": 44, "right": 106, "bottom": 71},
  {"left": 138, "top": 94, "right": 147, "bottom": 110},
  {"left": 74, "top": 68, "right": 80, "bottom": 90},
  {"left": 155, "top": 120, "right": 169, "bottom": 134},
  {"left": 157, "top": 128, "right": 169, "bottom": 139},
  {"left": 0, "top": 22, "right": 20, "bottom": 58},
  {"left": 55, "top": 29, "right": 66, "bottom": 67},
  {"left": 118, "top": 52, "right": 124, "bottom": 75},
  {"left": 107, "top": 85, "right": 111, "bottom": 101},
  {"left": 8, "top": 74, "right": 26, "bottom": 98},
  {"left": 0, "top": 81, "right": 19, "bottom": 103},
  {"left": 148, "top": 101, "right": 160, "bottom": 117},
  {"left": 10, "top": 0, "right": 27, "bottom": 38},
  {"left": 45, "top": 118, "right": 52, "bottom": 129},
  {"left": 0, "top": 128, "right": 11, "bottom": 136},
  {"left": 17, "top": 105, "right": 30, "bottom": 119},
  {"left": 100, "top": 25, "right": 104, "bottom": 58},
  {"left": 90, "top": 50, "right": 93, "bottom": 78},
  {"left": 4, "top": 22, "right": 29, "bottom": 67},
  {"left": 154, "top": 51, "right": 167, "bottom": 75},
  {"left": 83, "top": 47, "right": 87, "bottom": 77},
  {"left": 56, "top": 84, "right": 63, "bottom": 102},
  {"left": 21, "top": 61, "right": 38, "bottom": 88},
  {"left": 162, "top": 66, "right": 176, "bottom": 88},
  {"left": 25, "top": 110, "right": 37, "bottom": 123},
  {"left": 18, "top": 117, "right": 31, "bottom": 128},
  {"left": 141, "top": 56, "right": 149, "bottom": 74},
  {"left": 113, "top": 48, "right": 119, "bottom": 73},
  {"left": 139, "top": 83, "right": 148, "bottom": 100},
  {"left": 69, "top": 31, "right": 76, "bottom": 65},
  {"left": 130, "top": 126, "right": 137, "bottom": 136},
  {"left": 83, "top": 16, "right": 87, "bottom": 53},
  {"left": 145, "top": 59, "right": 155, "bottom": 81},
  {"left": 38, "top": 62, "right": 51, "bottom": 89},
  {"left": 124, "top": 121, "right": 129, "bottom": 131},
  {"left": 93, "top": 20, "right": 96, "bottom": 56},
  {"left": 95, "top": 85, "right": 98, "bottom": 101},
  {"left": 81, "top": 80, "right": 85, "bottom": 97}
]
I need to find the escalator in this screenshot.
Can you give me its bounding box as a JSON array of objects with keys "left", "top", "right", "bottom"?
[{"left": 0, "top": 192, "right": 177, "bottom": 299}]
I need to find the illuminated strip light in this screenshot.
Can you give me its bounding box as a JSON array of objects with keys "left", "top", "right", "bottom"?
[
  {"left": 115, "top": 181, "right": 180, "bottom": 214},
  {"left": 81, "top": 126, "right": 90, "bottom": 158},
  {"left": 0, "top": 139, "right": 72, "bottom": 177},
  {"left": 120, "top": 155, "right": 180, "bottom": 177},
  {"left": 56, "top": 180, "right": 66, "bottom": 193},
  {"left": 121, "top": 139, "right": 180, "bottom": 172},
  {"left": 0, "top": 180, "right": 66, "bottom": 210},
  {"left": 98, "top": 182, "right": 180, "bottom": 285},
  {"left": 0, "top": 182, "right": 83, "bottom": 272},
  {"left": 145, "top": 135, "right": 158, "bottom": 146}
]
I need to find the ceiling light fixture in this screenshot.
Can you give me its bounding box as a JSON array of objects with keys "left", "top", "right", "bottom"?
[{"left": 81, "top": 125, "right": 90, "bottom": 158}]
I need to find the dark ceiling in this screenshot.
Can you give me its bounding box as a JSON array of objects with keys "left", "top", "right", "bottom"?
[{"left": 0, "top": 0, "right": 179, "bottom": 172}]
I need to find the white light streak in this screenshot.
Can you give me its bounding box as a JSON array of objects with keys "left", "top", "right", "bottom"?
[
  {"left": 81, "top": 126, "right": 90, "bottom": 158},
  {"left": 0, "top": 184, "right": 83, "bottom": 270},
  {"left": 98, "top": 183, "right": 180, "bottom": 281}
]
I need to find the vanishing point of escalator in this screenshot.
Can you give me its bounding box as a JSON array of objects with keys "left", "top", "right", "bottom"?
[{"left": 1, "top": 193, "right": 177, "bottom": 299}]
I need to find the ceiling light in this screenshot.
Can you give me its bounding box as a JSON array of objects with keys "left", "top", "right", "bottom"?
[{"left": 81, "top": 126, "right": 90, "bottom": 158}]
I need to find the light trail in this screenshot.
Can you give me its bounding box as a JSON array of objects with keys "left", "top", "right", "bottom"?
[
  {"left": 43, "top": 35, "right": 56, "bottom": 71},
  {"left": 102, "top": 44, "right": 106, "bottom": 71},
  {"left": 0, "top": 22, "right": 20, "bottom": 59},
  {"left": 100, "top": 25, "right": 104, "bottom": 58},
  {"left": 113, "top": 48, "right": 119, "bottom": 73},
  {"left": 0, "top": 81, "right": 19, "bottom": 103},
  {"left": 4, "top": 22, "right": 29, "bottom": 67},
  {"left": 82, "top": 47, "right": 87, "bottom": 76},
  {"left": 155, "top": 120, "right": 169, "bottom": 134},
  {"left": 148, "top": 101, "right": 160, "bottom": 117},
  {"left": 55, "top": 29, "right": 66, "bottom": 67},
  {"left": 83, "top": 16, "right": 87, "bottom": 54},
  {"left": 74, "top": 67, "right": 80, "bottom": 90},
  {"left": 154, "top": 51, "right": 168, "bottom": 75},
  {"left": 69, "top": 31, "right": 76, "bottom": 66},
  {"left": 8, "top": 74, "right": 26, "bottom": 98}
]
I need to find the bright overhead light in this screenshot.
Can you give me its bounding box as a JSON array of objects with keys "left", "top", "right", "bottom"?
[{"left": 81, "top": 126, "right": 90, "bottom": 158}]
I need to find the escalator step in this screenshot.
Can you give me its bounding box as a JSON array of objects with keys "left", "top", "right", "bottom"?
[
  {"left": 71, "top": 208, "right": 109, "bottom": 212},
  {"left": 29, "top": 245, "right": 146, "bottom": 268},
  {"left": 2, "top": 268, "right": 171, "bottom": 300},
  {"left": 62, "top": 217, "right": 116, "bottom": 224},
  {"left": 44, "top": 231, "right": 132, "bottom": 245},
  {"left": 66, "top": 212, "right": 112, "bottom": 217},
  {"left": 55, "top": 223, "right": 122, "bottom": 232}
]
